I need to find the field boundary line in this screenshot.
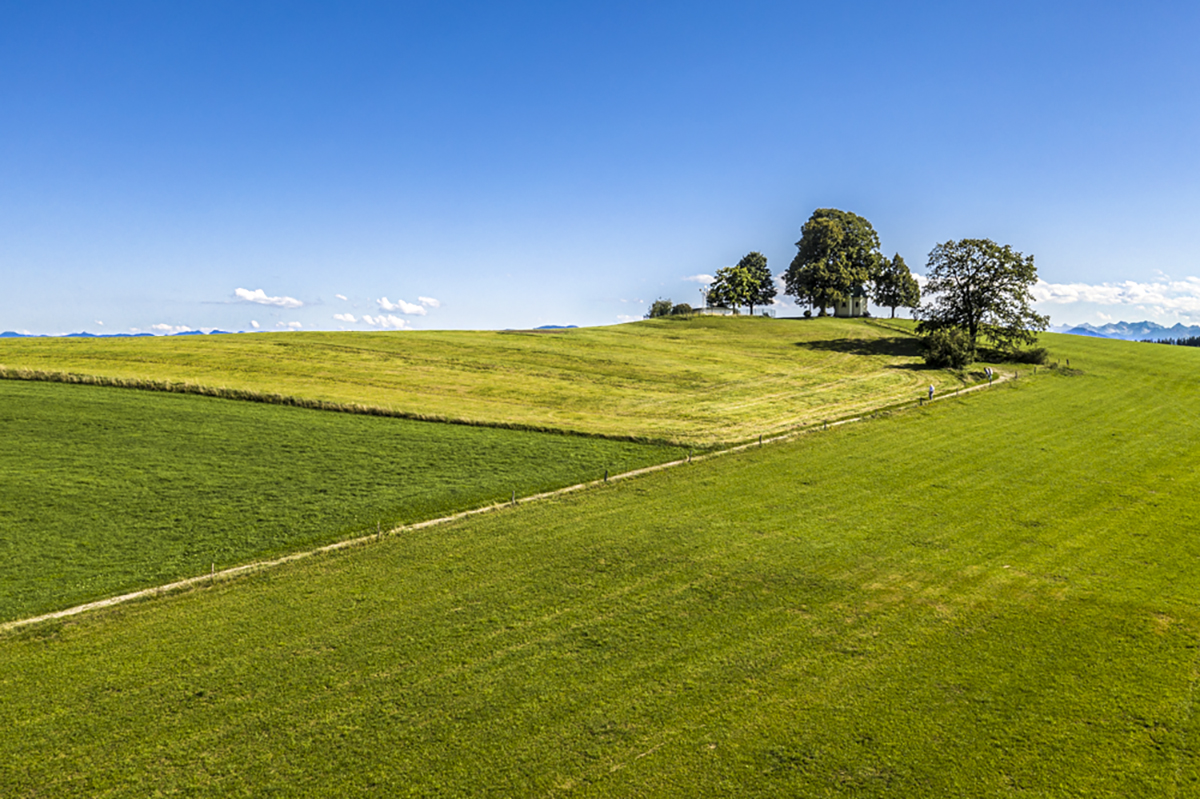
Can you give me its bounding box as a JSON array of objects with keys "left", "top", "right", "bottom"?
[
  {"left": 0, "top": 365, "right": 679, "bottom": 447},
  {"left": 0, "top": 369, "right": 1029, "bottom": 634}
]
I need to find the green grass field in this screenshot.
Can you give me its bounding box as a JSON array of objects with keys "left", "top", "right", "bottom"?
[
  {"left": 0, "top": 317, "right": 966, "bottom": 445},
  {"left": 2, "top": 332, "right": 1198, "bottom": 795},
  {"left": 0, "top": 380, "right": 684, "bottom": 622}
]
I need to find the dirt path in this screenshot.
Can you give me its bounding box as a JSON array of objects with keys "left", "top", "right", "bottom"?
[{"left": 0, "top": 371, "right": 1019, "bottom": 634}]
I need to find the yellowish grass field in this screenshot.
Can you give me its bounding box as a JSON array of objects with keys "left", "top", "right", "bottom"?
[{"left": 0, "top": 317, "right": 960, "bottom": 444}]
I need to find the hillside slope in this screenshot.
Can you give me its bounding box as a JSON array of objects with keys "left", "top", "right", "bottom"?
[
  {"left": 0, "top": 317, "right": 965, "bottom": 445},
  {"left": 2, "top": 334, "right": 1197, "bottom": 795}
]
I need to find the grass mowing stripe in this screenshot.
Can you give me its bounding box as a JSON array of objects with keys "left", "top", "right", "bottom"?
[
  {"left": 1, "top": 370, "right": 1017, "bottom": 632},
  {"left": 0, "top": 380, "right": 685, "bottom": 622}
]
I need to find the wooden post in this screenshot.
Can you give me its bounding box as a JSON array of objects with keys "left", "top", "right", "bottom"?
[{"left": 604, "top": 469, "right": 608, "bottom": 482}]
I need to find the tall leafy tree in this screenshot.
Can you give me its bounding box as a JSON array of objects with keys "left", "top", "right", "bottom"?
[
  {"left": 784, "top": 209, "right": 884, "bottom": 315},
  {"left": 872, "top": 254, "right": 921, "bottom": 318},
  {"left": 918, "top": 239, "right": 1049, "bottom": 351},
  {"left": 734, "top": 251, "right": 776, "bottom": 314}
]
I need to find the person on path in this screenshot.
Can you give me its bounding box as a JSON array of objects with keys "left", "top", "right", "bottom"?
[{"left": 928, "top": 384, "right": 935, "bottom": 401}]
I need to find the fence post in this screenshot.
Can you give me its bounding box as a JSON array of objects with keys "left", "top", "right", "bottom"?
[{"left": 604, "top": 469, "right": 608, "bottom": 482}]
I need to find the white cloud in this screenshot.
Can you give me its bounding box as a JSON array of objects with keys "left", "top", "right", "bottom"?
[
  {"left": 151, "top": 324, "right": 192, "bottom": 334},
  {"left": 235, "top": 287, "right": 304, "bottom": 308},
  {"left": 333, "top": 313, "right": 357, "bottom": 323},
  {"left": 616, "top": 314, "right": 639, "bottom": 323},
  {"left": 95, "top": 320, "right": 103, "bottom": 325},
  {"left": 376, "top": 296, "right": 427, "bottom": 315},
  {"left": 250, "top": 320, "right": 260, "bottom": 329},
  {"left": 418, "top": 296, "right": 441, "bottom": 308},
  {"left": 1031, "top": 276, "right": 1200, "bottom": 315},
  {"left": 276, "top": 321, "right": 303, "bottom": 330},
  {"left": 684, "top": 274, "right": 715, "bottom": 284},
  {"left": 362, "top": 314, "right": 411, "bottom": 329},
  {"left": 335, "top": 294, "right": 348, "bottom": 301}
]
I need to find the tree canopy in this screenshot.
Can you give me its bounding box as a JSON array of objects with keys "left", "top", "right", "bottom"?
[
  {"left": 872, "top": 254, "right": 920, "bottom": 318},
  {"left": 917, "top": 239, "right": 1049, "bottom": 351},
  {"left": 783, "top": 209, "right": 883, "bottom": 315}
]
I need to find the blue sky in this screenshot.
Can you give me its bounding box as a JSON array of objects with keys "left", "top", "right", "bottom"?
[{"left": 3, "top": 1, "right": 1199, "bottom": 334}]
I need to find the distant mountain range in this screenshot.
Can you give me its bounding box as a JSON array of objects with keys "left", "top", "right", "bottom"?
[
  {"left": 1, "top": 330, "right": 234, "bottom": 338},
  {"left": 1051, "top": 321, "right": 1200, "bottom": 341}
]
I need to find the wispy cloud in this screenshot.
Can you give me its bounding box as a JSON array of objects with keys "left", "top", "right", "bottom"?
[
  {"left": 333, "top": 313, "right": 357, "bottom": 322},
  {"left": 376, "top": 296, "right": 427, "bottom": 315},
  {"left": 418, "top": 296, "right": 441, "bottom": 308},
  {"left": 250, "top": 320, "right": 260, "bottom": 329},
  {"left": 1032, "top": 277, "right": 1200, "bottom": 315},
  {"left": 151, "top": 323, "right": 192, "bottom": 334},
  {"left": 683, "top": 274, "right": 714, "bottom": 284},
  {"left": 616, "top": 314, "right": 639, "bottom": 323},
  {"left": 276, "top": 321, "right": 303, "bottom": 330},
  {"left": 363, "top": 314, "right": 411, "bottom": 329},
  {"left": 235, "top": 288, "right": 304, "bottom": 308},
  {"left": 335, "top": 294, "right": 348, "bottom": 301}
]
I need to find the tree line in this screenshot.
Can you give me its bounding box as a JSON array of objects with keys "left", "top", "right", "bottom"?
[
  {"left": 648, "top": 207, "right": 1049, "bottom": 368},
  {"left": 1142, "top": 336, "right": 1200, "bottom": 348}
]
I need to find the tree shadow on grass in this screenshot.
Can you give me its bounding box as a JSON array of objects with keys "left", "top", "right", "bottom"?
[{"left": 796, "top": 336, "right": 923, "bottom": 359}]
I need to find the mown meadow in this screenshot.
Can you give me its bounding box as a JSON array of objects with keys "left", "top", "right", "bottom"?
[
  {"left": 0, "top": 380, "right": 684, "bottom": 622},
  {"left": 0, "top": 317, "right": 964, "bottom": 445},
  {"left": 2, "top": 331, "right": 1198, "bottom": 796}
]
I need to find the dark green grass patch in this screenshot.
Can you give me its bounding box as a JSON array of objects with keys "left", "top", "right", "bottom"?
[
  {"left": 0, "top": 380, "right": 685, "bottom": 622},
  {"left": 2, "top": 334, "right": 1200, "bottom": 795}
]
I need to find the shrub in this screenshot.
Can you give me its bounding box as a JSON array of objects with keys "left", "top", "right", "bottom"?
[
  {"left": 1008, "top": 347, "right": 1049, "bottom": 365},
  {"left": 803, "top": 309, "right": 813, "bottom": 319},
  {"left": 922, "top": 327, "right": 975, "bottom": 369},
  {"left": 670, "top": 303, "right": 693, "bottom": 316}
]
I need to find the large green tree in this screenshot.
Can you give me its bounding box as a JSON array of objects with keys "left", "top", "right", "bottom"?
[
  {"left": 784, "top": 209, "right": 883, "bottom": 315},
  {"left": 872, "top": 254, "right": 921, "bottom": 318},
  {"left": 917, "top": 239, "right": 1049, "bottom": 351}
]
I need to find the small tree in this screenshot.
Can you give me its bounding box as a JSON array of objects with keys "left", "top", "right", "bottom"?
[
  {"left": 645, "top": 298, "right": 673, "bottom": 318},
  {"left": 873, "top": 254, "right": 920, "bottom": 318},
  {"left": 918, "top": 239, "right": 1049, "bottom": 352},
  {"left": 670, "top": 302, "right": 693, "bottom": 315},
  {"left": 735, "top": 251, "right": 776, "bottom": 315},
  {"left": 707, "top": 265, "right": 755, "bottom": 312}
]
